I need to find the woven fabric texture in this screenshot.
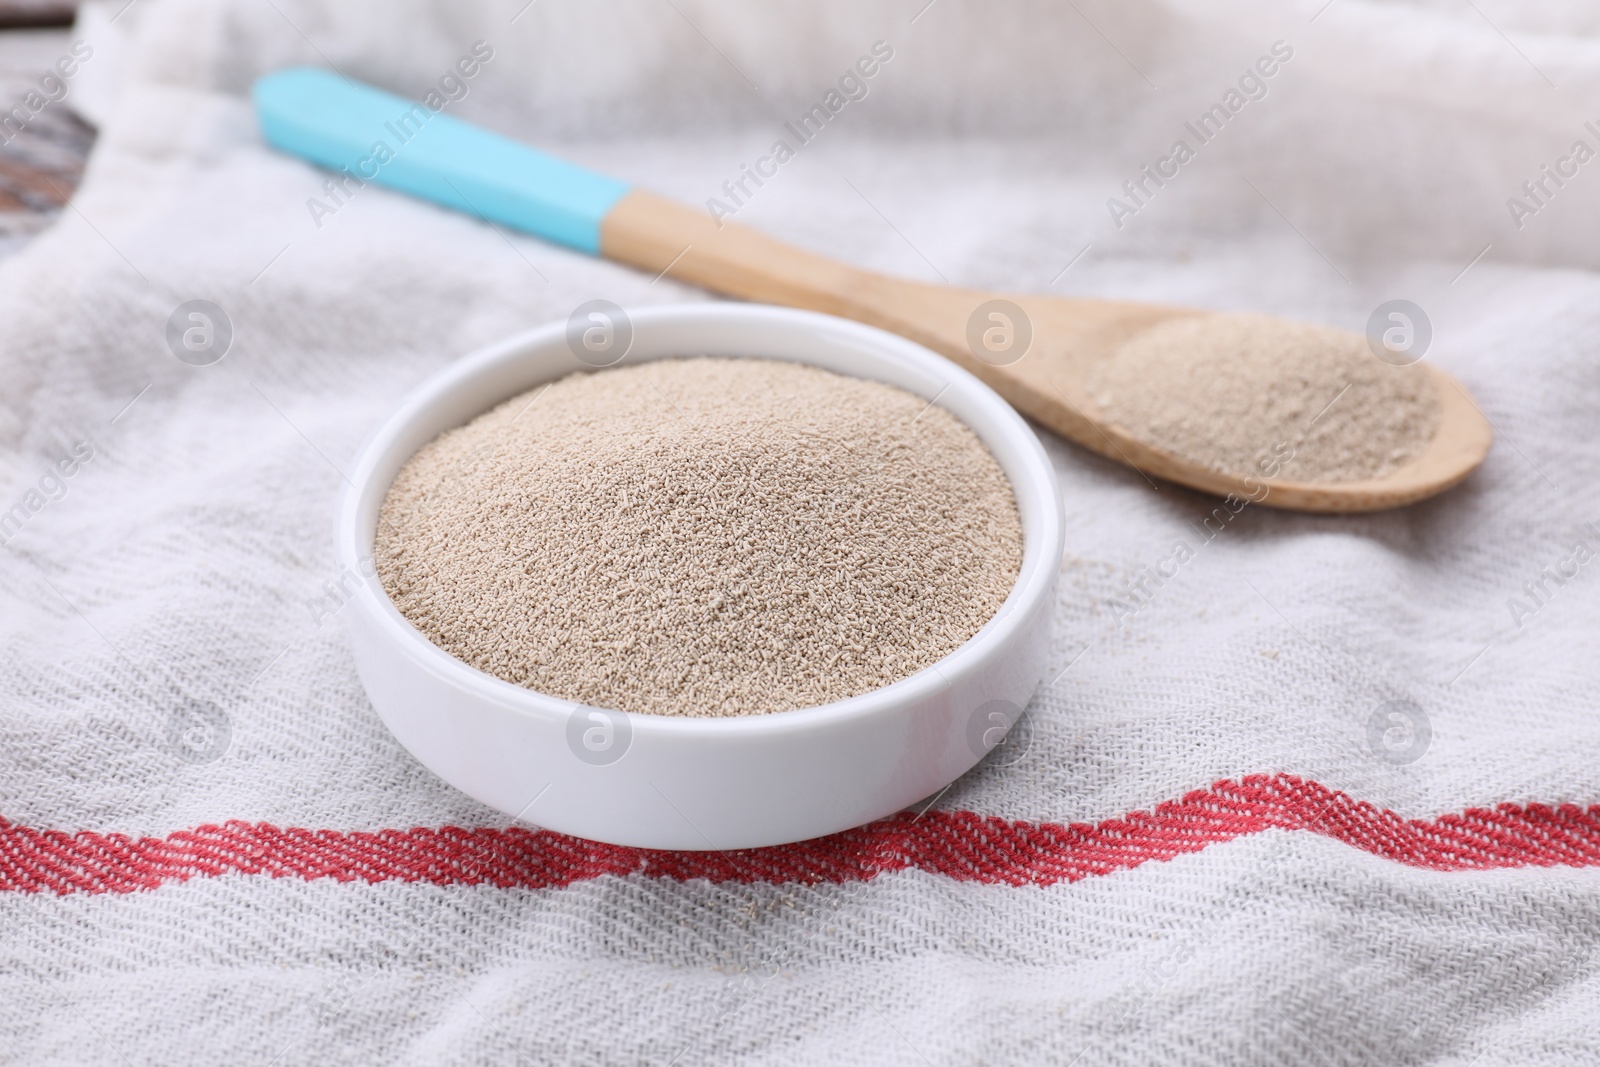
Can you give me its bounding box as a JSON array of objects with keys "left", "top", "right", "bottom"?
[{"left": 2, "top": 0, "right": 1599, "bottom": 1063}]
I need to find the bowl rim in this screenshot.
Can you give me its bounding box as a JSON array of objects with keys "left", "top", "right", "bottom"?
[{"left": 337, "top": 303, "right": 1064, "bottom": 739}]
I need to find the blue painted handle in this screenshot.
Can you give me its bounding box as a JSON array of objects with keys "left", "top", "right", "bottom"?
[{"left": 252, "top": 67, "right": 630, "bottom": 255}]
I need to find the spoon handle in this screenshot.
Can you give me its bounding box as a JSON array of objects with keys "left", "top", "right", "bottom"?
[
  {"left": 255, "top": 68, "right": 894, "bottom": 301},
  {"left": 251, "top": 68, "right": 1037, "bottom": 406},
  {"left": 254, "top": 67, "right": 630, "bottom": 253}
]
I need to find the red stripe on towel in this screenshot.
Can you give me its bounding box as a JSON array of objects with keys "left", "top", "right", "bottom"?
[{"left": 4, "top": 775, "right": 1599, "bottom": 895}]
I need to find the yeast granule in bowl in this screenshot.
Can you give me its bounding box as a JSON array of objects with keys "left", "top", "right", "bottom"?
[{"left": 374, "top": 357, "right": 1024, "bottom": 718}]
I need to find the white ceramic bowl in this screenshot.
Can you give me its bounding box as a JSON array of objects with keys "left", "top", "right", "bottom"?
[{"left": 339, "top": 304, "right": 1062, "bottom": 850}]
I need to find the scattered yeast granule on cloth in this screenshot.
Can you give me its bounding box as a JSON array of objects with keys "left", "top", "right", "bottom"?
[
  {"left": 375, "top": 357, "right": 1023, "bottom": 717},
  {"left": 1090, "top": 312, "right": 1440, "bottom": 482}
]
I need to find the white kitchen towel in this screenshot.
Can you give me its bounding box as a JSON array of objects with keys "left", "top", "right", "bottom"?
[{"left": 2, "top": 0, "right": 1599, "bottom": 1063}]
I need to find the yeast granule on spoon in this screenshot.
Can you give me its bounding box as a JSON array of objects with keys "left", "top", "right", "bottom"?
[
  {"left": 375, "top": 357, "right": 1023, "bottom": 718},
  {"left": 1090, "top": 313, "right": 1441, "bottom": 483}
]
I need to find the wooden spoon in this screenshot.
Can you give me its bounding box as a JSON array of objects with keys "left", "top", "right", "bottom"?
[
  {"left": 604, "top": 192, "right": 1490, "bottom": 512},
  {"left": 255, "top": 69, "right": 1492, "bottom": 513}
]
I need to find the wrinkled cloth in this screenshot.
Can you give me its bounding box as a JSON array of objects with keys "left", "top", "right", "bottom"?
[{"left": 2, "top": 0, "right": 1599, "bottom": 1063}]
